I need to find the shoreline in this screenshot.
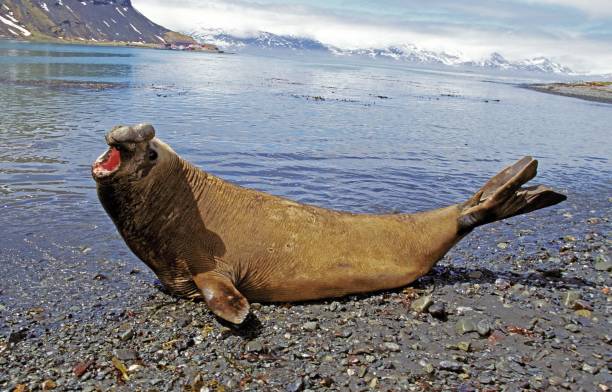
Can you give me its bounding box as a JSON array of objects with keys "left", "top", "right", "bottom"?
[
  {"left": 522, "top": 82, "right": 612, "bottom": 104},
  {"left": 0, "top": 36, "right": 223, "bottom": 53}
]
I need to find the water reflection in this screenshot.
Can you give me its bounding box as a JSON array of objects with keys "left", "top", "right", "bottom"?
[{"left": 0, "top": 40, "right": 610, "bottom": 244}]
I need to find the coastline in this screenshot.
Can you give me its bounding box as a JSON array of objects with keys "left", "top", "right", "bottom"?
[
  {"left": 0, "top": 36, "right": 222, "bottom": 53},
  {"left": 522, "top": 82, "right": 612, "bottom": 104}
]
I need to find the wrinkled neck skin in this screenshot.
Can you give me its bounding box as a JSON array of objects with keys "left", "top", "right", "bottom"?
[{"left": 97, "top": 154, "right": 213, "bottom": 297}]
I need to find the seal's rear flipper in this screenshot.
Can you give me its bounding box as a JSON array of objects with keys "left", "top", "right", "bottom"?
[
  {"left": 193, "top": 271, "right": 250, "bottom": 324},
  {"left": 458, "top": 156, "right": 566, "bottom": 233}
]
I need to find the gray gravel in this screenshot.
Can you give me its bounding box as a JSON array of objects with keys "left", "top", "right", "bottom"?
[
  {"left": 523, "top": 82, "right": 612, "bottom": 105},
  {"left": 1, "top": 195, "right": 611, "bottom": 391}
]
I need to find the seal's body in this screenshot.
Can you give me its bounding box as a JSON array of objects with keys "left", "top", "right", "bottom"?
[{"left": 93, "top": 124, "right": 566, "bottom": 323}]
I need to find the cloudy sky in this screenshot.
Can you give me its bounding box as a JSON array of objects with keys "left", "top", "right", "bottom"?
[{"left": 133, "top": 0, "right": 612, "bottom": 74}]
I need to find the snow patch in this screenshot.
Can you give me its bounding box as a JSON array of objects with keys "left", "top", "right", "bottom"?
[
  {"left": 129, "top": 23, "right": 141, "bottom": 35},
  {"left": 110, "top": 18, "right": 117, "bottom": 24},
  {"left": 0, "top": 15, "right": 31, "bottom": 36},
  {"left": 115, "top": 7, "right": 125, "bottom": 17},
  {"left": 81, "top": 1, "right": 87, "bottom": 5},
  {"left": 8, "top": 28, "right": 18, "bottom": 36},
  {"left": 1, "top": 4, "right": 10, "bottom": 11},
  {"left": 102, "top": 20, "right": 110, "bottom": 28},
  {"left": 41, "top": 2, "right": 49, "bottom": 12},
  {"left": 155, "top": 35, "right": 166, "bottom": 43},
  {"left": 58, "top": 0, "right": 63, "bottom": 5},
  {"left": 4, "top": 13, "right": 19, "bottom": 23}
]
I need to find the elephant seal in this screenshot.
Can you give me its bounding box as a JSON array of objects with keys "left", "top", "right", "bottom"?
[{"left": 92, "top": 124, "right": 566, "bottom": 323}]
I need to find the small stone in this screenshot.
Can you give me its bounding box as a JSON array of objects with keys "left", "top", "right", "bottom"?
[
  {"left": 320, "top": 377, "right": 334, "bottom": 387},
  {"left": 358, "top": 366, "right": 368, "bottom": 377},
  {"left": 497, "top": 242, "right": 509, "bottom": 250},
  {"left": 455, "top": 319, "right": 476, "bottom": 335},
  {"left": 537, "top": 266, "right": 562, "bottom": 278},
  {"left": 114, "top": 349, "right": 138, "bottom": 361},
  {"left": 494, "top": 278, "right": 511, "bottom": 290},
  {"left": 73, "top": 361, "right": 93, "bottom": 378},
  {"left": 41, "top": 380, "right": 57, "bottom": 390},
  {"left": 563, "top": 235, "right": 576, "bottom": 242},
  {"left": 468, "top": 271, "right": 483, "bottom": 279},
  {"left": 572, "top": 299, "right": 592, "bottom": 311},
  {"left": 245, "top": 340, "right": 264, "bottom": 353},
  {"left": 422, "top": 363, "right": 435, "bottom": 375},
  {"left": 476, "top": 319, "right": 491, "bottom": 337},
  {"left": 410, "top": 295, "right": 433, "bottom": 313},
  {"left": 428, "top": 302, "right": 446, "bottom": 319},
  {"left": 119, "top": 328, "right": 134, "bottom": 341},
  {"left": 383, "top": 342, "right": 401, "bottom": 352},
  {"left": 565, "top": 324, "right": 580, "bottom": 333},
  {"left": 548, "top": 376, "right": 564, "bottom": 386},
  {"left": 582, "top": 363, "right": 599, "bottom": 375},
  {"left": 127, "top": 364, "right": 142, "bottom": 372},
  {"left": 594, "top": 260, "right": 612, "bottom": 272},
  {"left": 456, "top": 341, "right": 471, "bottom": 352},
  {"left": 574, "top": 309, "right": 592, "bottom": 318},
  {"left": 286, "top": 377, "right": 304, "bottom": 392},
  {"left": 8, "top": 330, "right": 28, "bottom": 344},
  {"left": 561, "top": 291, "right": 581, "bottom": 308},
  {"left": 350, "top": 345, "right": 372, "bottom": 355},
  {"left": 439, "top": 360, "right": 463, "bottom": 372},
  {"left": 302, "top": 321, "right": 318, "bottom": 331},
  {"left": 368, "top": 377, "right": 378, "bottom": 388}
]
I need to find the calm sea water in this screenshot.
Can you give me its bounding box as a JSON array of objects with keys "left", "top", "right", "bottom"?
[{"left": 0, "top": 40, "right": 610, "bottom": 290}]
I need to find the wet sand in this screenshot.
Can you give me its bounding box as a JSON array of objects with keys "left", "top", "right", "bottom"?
[
  {"left": 1, "top": 194, "right": 610, "bottom": 391},
  {"left": 524, "top": 82, "right": 612, "bottom": 104}
]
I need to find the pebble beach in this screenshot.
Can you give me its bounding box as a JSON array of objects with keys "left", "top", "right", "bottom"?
[{"left": 2, "top": 194, "right": 610, "bottom": 391}]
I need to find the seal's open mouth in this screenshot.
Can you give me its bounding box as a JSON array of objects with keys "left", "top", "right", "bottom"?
[{"left": 92, "top": 147, "right": 121, "bottom": 178}]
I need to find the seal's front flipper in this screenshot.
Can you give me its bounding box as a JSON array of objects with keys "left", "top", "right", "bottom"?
[
  {"left": 459, "top": 156, "right": 566, "bottom": 233},
  {"left": 193, "top": 271, "right": 250, "bottom": 324}
]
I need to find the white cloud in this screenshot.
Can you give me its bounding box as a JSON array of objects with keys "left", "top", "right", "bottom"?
[
  {"left": 523, "top": 0, "right": 612, "bottom": 18},
  {"left": 133, "top": 0, "right": 612, "bottom": 74}
]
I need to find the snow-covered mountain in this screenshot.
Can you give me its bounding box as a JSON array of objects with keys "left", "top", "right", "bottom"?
[
  {"left": 190, "top": 28, "right": 573, "bottom": 74},
  {"left": 191, "top": 28, "right": 326, "bottom": 51},
  {"left": 333, "top": 44, "right": 463, "bottom": 66},
  {"left": 463, "top": 52, "right": 572, "bottom": 74},
  {"left": 0, "top": 0, "right": 195, "bottom": 44}
]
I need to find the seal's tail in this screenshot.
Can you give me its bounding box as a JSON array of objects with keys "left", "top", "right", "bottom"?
[{"left": 458, "top": 156, "right": 566, "bottom": 234}]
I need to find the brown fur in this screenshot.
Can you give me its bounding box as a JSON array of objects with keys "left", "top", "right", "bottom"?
[{"left": 93, "top": 124, "right": 566, "bottom": 323}]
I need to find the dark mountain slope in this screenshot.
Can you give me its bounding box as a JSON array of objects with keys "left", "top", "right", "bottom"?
[{"left": 0, "top": 0, "right": 195, "bottom": 44}]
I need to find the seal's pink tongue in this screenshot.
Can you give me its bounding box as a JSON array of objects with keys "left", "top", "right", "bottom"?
[{"left": 100, "top": 148, "right": 121, "bottom": 171}]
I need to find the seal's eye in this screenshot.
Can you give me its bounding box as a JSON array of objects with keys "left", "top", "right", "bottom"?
[{"left": 148, "top": 149, "right": 158, "bottom": 161}]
